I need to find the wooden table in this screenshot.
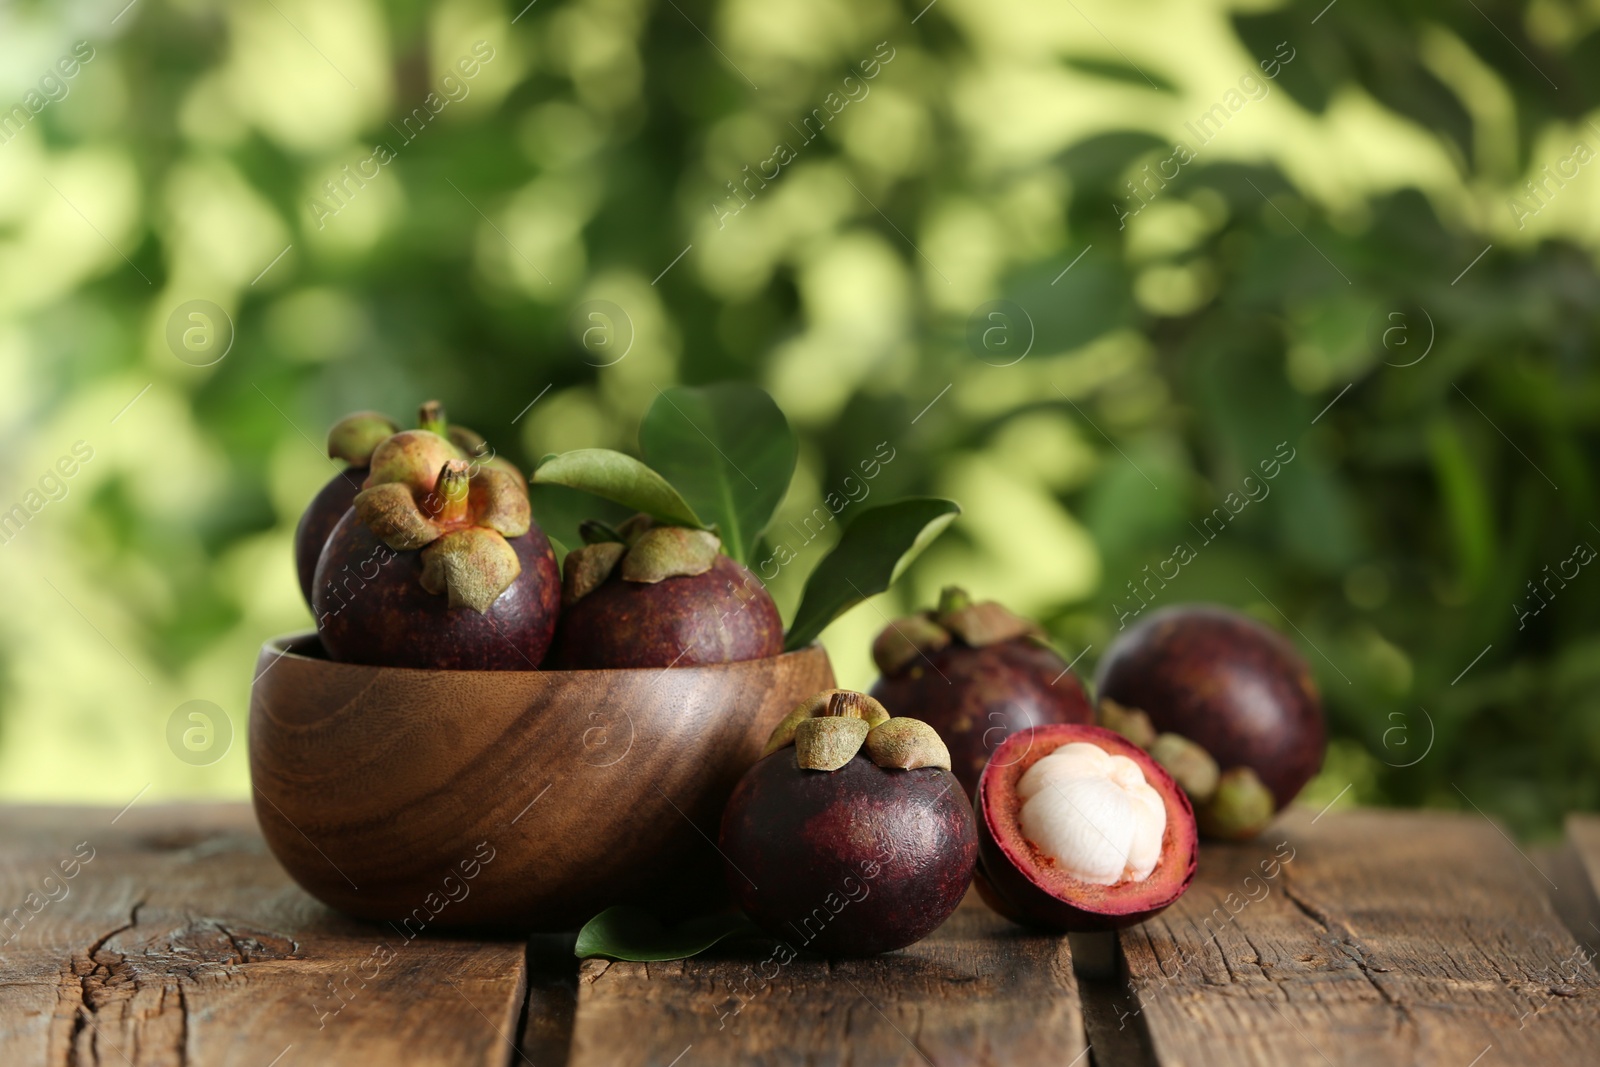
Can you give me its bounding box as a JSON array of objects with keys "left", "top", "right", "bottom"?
[{"left": 2, "top": 805, "right": 1597, "bottom": 1065}]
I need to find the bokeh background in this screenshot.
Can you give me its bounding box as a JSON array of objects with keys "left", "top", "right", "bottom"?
[{"left": 0, "top": 0, "right": 1595, "bottom": 836}]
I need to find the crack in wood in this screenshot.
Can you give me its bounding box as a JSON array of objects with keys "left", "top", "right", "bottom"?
[
  {"left": 177, "top": 981, "right": 191, "bottom": 1062},
  {"left": 10, "top": 809, "right": 532, "bottom": 1067},
  {"left": 1278, "top": 865, "right": 1419, "bottom": 1032},
  {"left": 64, "top": 898, "right": 144, "bottom": 1067},
  {"left": 56, "top": 897, "right": 317, "bottom": 1065}
]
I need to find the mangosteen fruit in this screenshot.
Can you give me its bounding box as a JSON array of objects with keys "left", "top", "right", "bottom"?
[
  {"left": 294, "top": 410, "right": 398, "bottom": 607},
  {"left": 294, "top": 401, "right": 520, "bottom": 609},
  {"left": 1094, "top": 604, "right": 1326, "bottom": 837},
  {"left": 868, "top": 587, "right": 1094, "bottom": 797},
  {"left": 312, "top": 428, "right": 560, "bottom": 670},
  {"left": 547, "top": 516, "right": 784, "bottom": 669},
  {"left": 976, "top": 723, "right": 1197, "bottom": 931},
  {"left": 719, "top": 690, "right": 978, "bottom": 956}
]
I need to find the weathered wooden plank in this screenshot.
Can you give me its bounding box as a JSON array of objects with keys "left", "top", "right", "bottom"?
[
  {"left": 1119, "top": 809, "right": 1600, "bottom": 1066},
  {"left": 0, "top": 805, "right": 527, "bottom": 1067},
  {"left": 568, "top": 891, "right": 1084, "bottom": 1067}
]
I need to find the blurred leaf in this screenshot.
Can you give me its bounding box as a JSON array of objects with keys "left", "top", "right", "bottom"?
[
  {"left": 574, "top": 907, "right": 757, "bottom": 961},
  {"left": 1004, "top": 253, "right": 1131, "bottom": 354},
  {"left": 640, "top": 384, "right": 797, "bottom": 565},
  {"left": 1061, "top": 55, "right": 1178, "bottom": 93},
  {"left": 1231, "top": 12, "right": 1338, "bottom": 114},
  {"left": 1056, "top": 131, "right": 1171, "bottom": 188},
  {"left": 784, "top": 499, "right": 961, "bottom": 651},
  {"left": 532, "top": 449, "right": 704, "bottom": 529},
  {"left": 1427, "top": 415, "right": 1495, "bottom": 595}
]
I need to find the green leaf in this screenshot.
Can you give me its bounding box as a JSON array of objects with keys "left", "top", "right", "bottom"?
[
  {"left": 574, "top": 907, "right": 758, "bottom": 961},
  {"left": 639, "top": 384, "right": 797, "bottom": 565},
  {"left": 784, "top": 498, "right": 961, "bottom": 652},
  {"left": 531, "top": 449, "right": 704, "bottom": 529},
  {"left": 546, "top": 533, "right": 569, "bottom": 568},
  {"left": 527, "top": 483, "right": 633, "bottom": 559}
]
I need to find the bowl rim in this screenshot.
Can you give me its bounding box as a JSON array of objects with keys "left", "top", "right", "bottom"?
[{"left": 256, "top": 629, "right": 828, "bottom": 678}]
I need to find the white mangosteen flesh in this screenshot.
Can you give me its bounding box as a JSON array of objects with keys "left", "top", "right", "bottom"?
[{"left": 1016, "top": 742, "right": 1167, "bottom": 886}]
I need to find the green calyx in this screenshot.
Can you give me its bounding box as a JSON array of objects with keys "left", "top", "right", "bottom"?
[
  {"left": 763, "top": 689, "right": 891, "bottom": 756},
  {"left": 324, "top": 400, "right": 538, "bottom": 614},
  {"left": 871, "top": 613, "right": 952, "bottom": 675},
  {"left": 354, "top": 444, "right": 534, "bottom": 613},
  {"left": 1097, "top": 698, "right": 1158, "bottom": 749},
  {"left": 622, "top": 526, "right": 721, "bottom": 582},
  {"left": 328, "top": 411, "right": 400, "bottom": 466},
  {"left": 871, "top": 586, "right": 1043, "bottom": 675},
  {"left": 365, "top": 429, "right": 464, "bottom": 494},
  {"left": 327, "top": 399, "right": 514, "bottom": 479},
  {"left": 1148, "top": 732, "right": 1221, "bottom": 804},
  {"left": 562, "top": 542, "right": 627, "bottom": 604},
  {"left": 935, "top": 586, "right": 1041, "bottom": 647},
  {"left": 764, "top": 689, "right": 950, "bottom": 772},
  {"left": 1196, "top": 767, "right": 1276, "bottom": 840},
  {"left": 558, "top": 515, "right": 722, "bottom": 606},
  {"left": 862, "top": 717, "right": 950, "bottom": 770},
  {"left": 795, "top": 717, "right": 871, "bottom": 771}
]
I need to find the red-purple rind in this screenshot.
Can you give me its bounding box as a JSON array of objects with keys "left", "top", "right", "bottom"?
[
  {"left": 1094, "top": 604, "right": 1325, "bottom": 810},
  {"left": 719, "top": 750, "right": 978, "bottom": 956},
  {"left": 548, "top": 555, "right": 784, "bottom": 669},
  {"left": 975, "top": 724, "right": 1198, "bottom": 932},
  {"left": 294, "top": 468, "right": 365, "bottom": 609},
  {"left": 311, "top": 508, "right": 560, "bottom": 670}
]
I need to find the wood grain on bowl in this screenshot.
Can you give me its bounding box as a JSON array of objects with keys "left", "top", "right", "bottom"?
[{"left": 248, "top": 632, "right": 834, "bottom": 931}]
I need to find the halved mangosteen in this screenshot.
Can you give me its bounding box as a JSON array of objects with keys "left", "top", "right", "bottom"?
[{"left": 976, "top": 723, "right": 1197, "bottom": 931}]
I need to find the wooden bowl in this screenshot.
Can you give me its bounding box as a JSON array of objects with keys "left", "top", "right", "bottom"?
[{"left": 248, "top": 632, "right": 834, "bottom": 931}]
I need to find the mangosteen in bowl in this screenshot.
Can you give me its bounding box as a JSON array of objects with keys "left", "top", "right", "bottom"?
[
  {"left": 546, "top": 516, "right": 784, "bottom": 669},
  {"left": 294, "top": 401, "right": 515, "bottom": 610},
  {"left": 312, "top": 433, "right": 561, "bottom": 671},
  {"left": 293, "top": 410, "right": 397, "bottom": 606}
]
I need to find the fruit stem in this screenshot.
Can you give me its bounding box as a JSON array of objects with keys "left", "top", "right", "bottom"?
[
  {"left": 418, "top": 400, "right": 448, "bottom": 437},
  {"left": 579, "top": 519, "right": 625, "bottom": 546},
  {"left": 937, "top": 586, "right": 971, "bottom": 615},
  {"left": 429, "top": 460, "right": 472, "bottom": 525},
  {"left": 824, "top": 691, "right": 881, "bottom": 720}
]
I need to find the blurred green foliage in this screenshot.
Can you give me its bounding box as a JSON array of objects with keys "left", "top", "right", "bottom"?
[{"left": 0, "top": 0, "right": 1596, "bottom": 837}]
